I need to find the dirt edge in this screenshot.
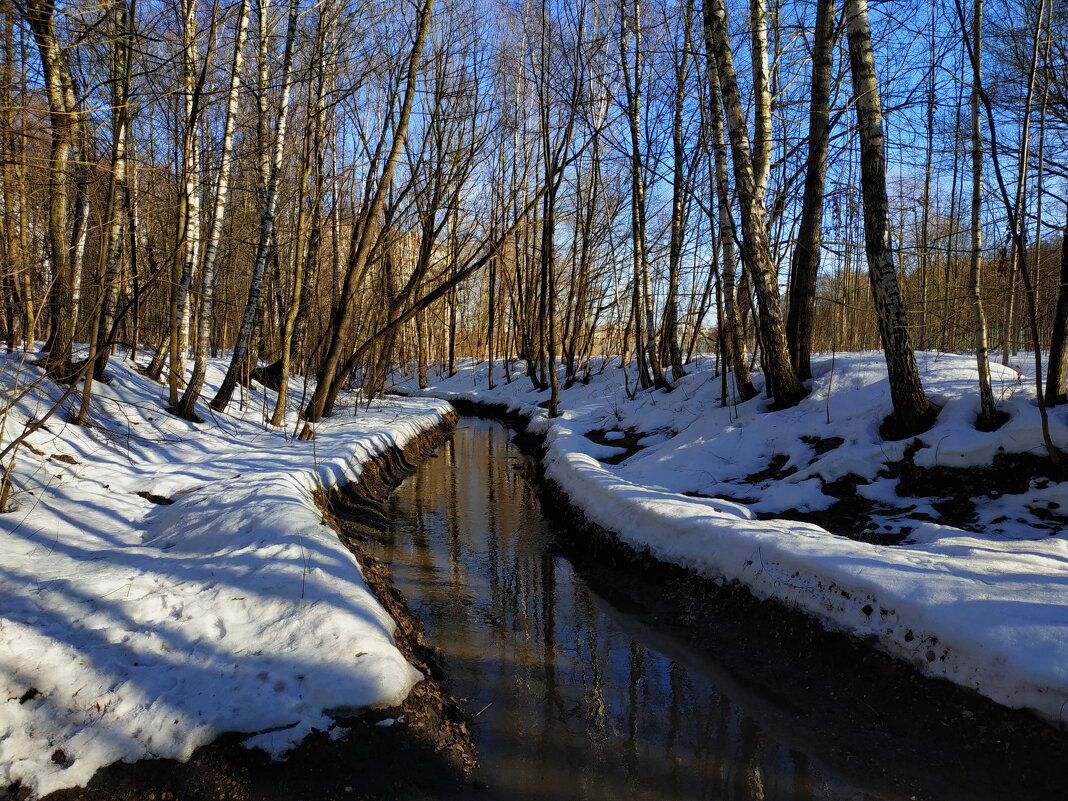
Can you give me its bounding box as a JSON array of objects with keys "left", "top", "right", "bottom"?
[{"left": 315, "top": 409, "right": 478, "bottom": 780}]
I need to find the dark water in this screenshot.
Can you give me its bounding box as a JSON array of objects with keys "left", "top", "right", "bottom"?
[{"left": 366, "top": 419, "right": 899, "bottom": 801}]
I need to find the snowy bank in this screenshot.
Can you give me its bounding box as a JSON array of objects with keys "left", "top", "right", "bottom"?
[
  {"left": 0, "top": 351, "right": 453, "bottom": 798},
  {"left": 397, "top": 352, "right": 1068, "bottom": 728}
]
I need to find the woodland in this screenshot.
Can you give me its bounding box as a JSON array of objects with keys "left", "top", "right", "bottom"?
[
  {"left": 5, "top": 0, "right": 1068, "bottom": 793},
  {"left": 1, "top": 0, "right": 1067, "bottom": 448}
]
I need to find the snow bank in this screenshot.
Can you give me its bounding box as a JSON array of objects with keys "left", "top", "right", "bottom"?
[
  {"left": 397, "top": 352, "right": 1068, "bottom": 728},
  {"left": 0, "top": 351, "right": 452, "bottom": 797}
]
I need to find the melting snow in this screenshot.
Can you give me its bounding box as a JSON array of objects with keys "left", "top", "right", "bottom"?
[
  {"left": 398, "top": 351, "right": 1068, "bottom": 730},
  {"left": 0, "top": 351, "right": 450, "bottom": 797}
]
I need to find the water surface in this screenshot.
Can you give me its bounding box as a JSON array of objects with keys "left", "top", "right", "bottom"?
[{"left": 366, "top": 419, "right": 899, "bottom": 801}]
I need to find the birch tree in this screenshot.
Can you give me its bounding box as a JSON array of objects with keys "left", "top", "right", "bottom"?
[
  {"left": 210, "top": 0, "right": 298, "bottom": 412},
  {"left": 173, "top": 0, "right": 251, "bottom": 421},
  {"left": 702, "top": 0, "right": 805, "bottom": 407},
  {"left": 844, "top": 0, "right": 933, "bottom": 436},
  {"left": 966, "top": 0, "right": 998, "bottom": 429},
  {"left": 20, "top": 0, "right": 81, "bottom": 379},
  {"left": 702, "top": 31, "right": 756, "bottom": 402},
  {"left": 620, "top": 0, "right": 668, "bottom": 390}
]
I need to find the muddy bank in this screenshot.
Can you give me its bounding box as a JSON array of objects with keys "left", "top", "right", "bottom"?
[
  {"left": 32, "top": 412, "right": 474, "bottom": 801},
  {"left": 448, "top": 397, "right": 1068, "bottom": 801}
]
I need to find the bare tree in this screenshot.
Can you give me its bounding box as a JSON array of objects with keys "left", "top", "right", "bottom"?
[
  {"left": 210, "top": 0, "right": 298, "bottom": 413},
  {"left": 300, "top": 0, "right": 435, "bottom": 433},
  {"left": 620, "top": 0, "right": 668, "bottom": 391},
  {"left": 173, "top": 0, "right": 251, "bottom": 420},
  {"left": 845, "top": 0, "right": 933, "bottom": 436},
  {"left": 785, "top": 0, "right": 837, "bottom": 381},
  {"left": 966, "top": 0, "right": 998, "bottom": 430},
  {"left": 702, "top": 0, "right": 805, "bottom": 407},
  {"left": 702, "top": 32, "right": 756, "bottom": 402},
  {"left": 19, "top": 0, "right": 83, "bottom": 379}
]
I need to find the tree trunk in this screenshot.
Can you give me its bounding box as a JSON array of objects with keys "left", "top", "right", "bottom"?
[
  {"left": 703, "top": 0, "right": 804, "bottom": 407},
  {"left": 92, "top": 0, "right": 135, "bottom": 381},
  {"left": 170, "top": 0, "right": 202, "bottom": 405},
  {"left": 210, "top": 0, "right": 299, "bottom": 412},
  {"left": 967, "top": 0, "right": 997, "bottom": 429},
  {"left": 703, "top": 44, "right": 756, "bottom": 400},
  {"left": 785, "top": 0, "right": 836, "bottom": 380},
  {"left": 22, "top": 0, "right": 79, "bottom": 379},
  {"left": 663, "top": 0, "right": 692, "bottom": 380},
  {"left": 173, "top": 0, "right": 251, "bottom": 420},
  {"left": 917, "top": 5, "right": 936, "bottom": 350},
  {"left": 621, "top": 0, "right": 667, "bottom": 391},
  {"left": 269, "top": 0, "right": 326, "bottom": 427},
  {"left": 748, "top": 0, "right": 772, "bottom": 205},
  {"left": 845, "top": 0, "right": 932, "bottom": 436},
  {"left": 301, "top": 0, "right": 435, "bottom": 433},
  {"left": 1043, "top": 197, "right": 1068, "bottom": 403}
]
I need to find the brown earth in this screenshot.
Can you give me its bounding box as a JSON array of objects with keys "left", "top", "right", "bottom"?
[{"left": 751, "top": 436, "right": 1068, "bottom": 542}]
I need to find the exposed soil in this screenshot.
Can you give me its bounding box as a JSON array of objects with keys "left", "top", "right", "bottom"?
[
  {"left": 704, "top": 434, "right": 1068, "bottom": 544},
  {"left": 453, "top": 399, "right": 1068, "bottom": 801},
  {"left": 756, "top": 469, "right": 913, "bottom": 545},
  {"left": 878, "top": 402, "right": 942, "bottom": 441},
  {"left": 30, "top": 411, "right": 477, "bottom": 801},
  {"left": 743, "top": 452, "right": 797, "bottom": 483},
  {"left": 800, "top": 434, "right": 845, "bottom": 455},
  {"left": 889, "top": 441, "right": 1068, "bottom": 498},
  {"left": 582, "top": 427, "right": 647, "bottom": 464}
]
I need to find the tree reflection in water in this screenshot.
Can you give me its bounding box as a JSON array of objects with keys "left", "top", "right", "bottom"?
[{"left": 365, "top": 419, "right": 893, "bottom": 801}]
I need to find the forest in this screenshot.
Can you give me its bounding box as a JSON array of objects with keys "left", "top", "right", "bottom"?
[
  {"left": 1, "top": 0, "right": 1066, "bottom": 440},
  {"left": 5, "top": 0, "right": 1068, "bottom": 794}
]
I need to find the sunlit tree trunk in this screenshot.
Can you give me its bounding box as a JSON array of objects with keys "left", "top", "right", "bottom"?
[
  {"left": 702, "top": 37, "right": 756, "bottom": 401},
  {"left": 917, "top": 5, "right": 936, "bottom": 350},
  {"left": 845, "top": 0, "right": 932, "bottom": 436},
  {"left": 620, "top": 0, "right": 667, "bottom": 390},
  {"left": 703, "top": 0, "right": 804, "bottom": 407},
  {"left": 174, "top": 0, "right": 251, "bottom": 420},
  {"left": 961, "top": 0, "right": 1056, "bottom": 459},
  {"left": 270, "top": 1, "right": 327, "bottom": 426},
  {"left": 211, "top": 0, "right": 298, "bottom": 412},
  {"left": 91, "top": 0, "right": 135, "bottom": 381},
  {"left": 22, "top": 0, "right": 79, "bottom": 379},
  {"left": 170, "top": 0, "right": 203, "bottom": 405},
  {"left": 966, "top": 0, "right": 997, "bottom": 429},
  {"left": 0, "top": 12, "right": 25, "bottom": 350},
  {"left": 76, "top": 0, "right": 135, "bottom": 424},
  {"left": 662, "top": 0, "right": 693, "bottom": 380},
  {"left": 301, "top": 0, "right": 435, "bottom": 433},
  {"left": 748, "top": 0, "right": 771, "bottom": 204}
]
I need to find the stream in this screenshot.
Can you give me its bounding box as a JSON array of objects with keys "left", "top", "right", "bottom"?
[{"left": 360, "top": 418, "right": 903, "bottom": 801}]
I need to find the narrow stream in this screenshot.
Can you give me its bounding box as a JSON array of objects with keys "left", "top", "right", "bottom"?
[{"left": 361, "top": 418, "right": 908, "bottom": 801}]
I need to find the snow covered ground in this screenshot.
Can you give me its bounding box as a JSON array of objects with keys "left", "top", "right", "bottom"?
[
  {"left": 396, "top": 351, "right": 1068, "bottom": 729},
  {"left": 0, "top": 350, "right": 452, "bottom": 797},
  {"left": 4, "top": 347, "right": 1065, "bottom": 797}
]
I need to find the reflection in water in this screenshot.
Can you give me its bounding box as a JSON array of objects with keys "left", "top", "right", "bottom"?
[{"left": 368, "top": 420, "right": 895, "bottom": 801}]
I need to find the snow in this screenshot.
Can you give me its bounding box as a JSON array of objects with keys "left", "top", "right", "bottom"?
[
  {"left": 4, "top": 346, "right": 1066, "bottom": 796},
  {"left": 0, "top": 350, "right": 452, "bottom": 797},
  {"left": 396, "top": 351, "right": 1068, "bottom": 729}
]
